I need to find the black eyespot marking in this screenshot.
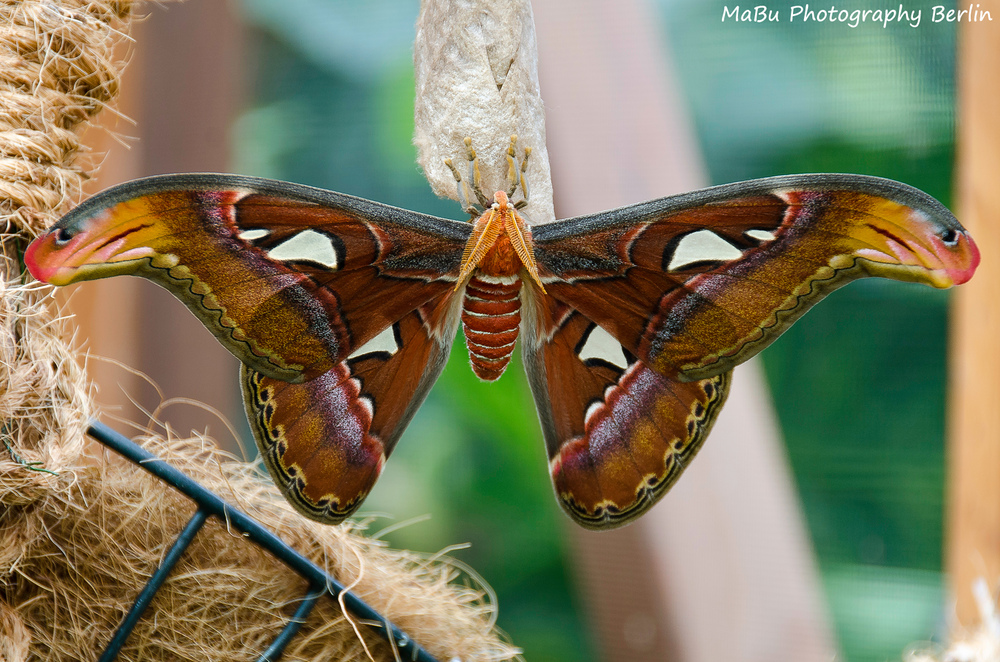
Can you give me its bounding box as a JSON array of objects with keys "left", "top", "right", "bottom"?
[
  {"left": 53, "top": 226, "right": 76, "bottom": 246},
  {"left": 940, "top": 228, "right": 959, "bottom": 246}
]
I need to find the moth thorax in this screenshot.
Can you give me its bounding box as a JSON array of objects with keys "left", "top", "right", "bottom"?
[{"left": 461, "top": 275, "right": 522, "bottom": 381}]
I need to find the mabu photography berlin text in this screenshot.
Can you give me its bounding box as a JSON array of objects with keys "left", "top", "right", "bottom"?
[{"left": 721, "top": 3, "right": 993, "bottom": 27}]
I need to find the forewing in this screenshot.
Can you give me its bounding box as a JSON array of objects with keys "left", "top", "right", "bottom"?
[
  {"left": 242, "top": 299, "right": 458, "bottom": 524},
  {"left": 523, "top": 295, "right": 730, "bottom": 529},
  {"left": 25, "top": 174, "right": 471, "bottom": 382},
  {"left": 533, "top": 174, "right": 978, "bottom": 381}
]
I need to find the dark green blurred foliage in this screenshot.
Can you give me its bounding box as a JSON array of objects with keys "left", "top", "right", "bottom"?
[
  {"left": 235, "top": 4, "right": 595, "bottom": 660},
  {"left": 764, "top": 281, "right": 949, "bottom": 571},
  {"left": 662, "top": 1, "right": 957, "bottom": 660}
]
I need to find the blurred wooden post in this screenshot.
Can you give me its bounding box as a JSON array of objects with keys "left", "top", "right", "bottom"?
[
  {"left": 532, "top": 1, "right": 837, "bottom": 660},
  {"left": 948, "top": 20, "right": 1000, "bottom": 626}
]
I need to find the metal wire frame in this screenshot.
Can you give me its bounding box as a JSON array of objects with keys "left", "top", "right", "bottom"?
[{"left": 87, "top": 420, "right": 441, "bottom": 662}]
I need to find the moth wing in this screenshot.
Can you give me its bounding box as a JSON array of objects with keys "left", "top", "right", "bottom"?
[
  {"left": 25, "top": 173, "right": 471, "bottom": 382},
  {"left": 532, "top": 174, "right": 977, "bottom": 382},
  {"left": 522, "top": 295, "right": 729, "bottom": 529},
  {"left": 242, "top": 298, "right": 459, "bottom": 524}
]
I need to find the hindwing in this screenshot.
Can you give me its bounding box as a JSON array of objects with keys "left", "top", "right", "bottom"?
[
  {"left": 522, "top": 296, "right": 730, "bottom": 528},
  {"left": 242, "top": 301, "right": 457, "bottom": 523}
]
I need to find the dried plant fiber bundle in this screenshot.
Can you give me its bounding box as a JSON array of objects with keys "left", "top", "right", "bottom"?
[
  {"left": 0, "top": 1, "right": 518, "bottom": 660},
  {"left": 2, "top": 434, "right": 518, "bottom": 661}
]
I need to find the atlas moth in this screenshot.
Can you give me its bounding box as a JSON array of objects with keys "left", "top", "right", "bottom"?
[{"left": 25, "top": 137, "right": 979, "bottom": 529}]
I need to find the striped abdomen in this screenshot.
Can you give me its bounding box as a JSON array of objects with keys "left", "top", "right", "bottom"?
[{"left": 462, "top": 275, "right": 522, "bottom": 381}]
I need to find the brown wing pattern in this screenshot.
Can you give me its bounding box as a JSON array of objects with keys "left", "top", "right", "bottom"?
[
  {"left": 241, "top": 300, "right": 458, "bottom": 523},
  {"left": 25, "top": 172, "right": 979, "bottom": 529},
  {"left": 25, "top": 174, "right": 471, "bottom": 382},
  {"left": 26, "top": 174, "right": 471, "bottom": 525},
  {"left": 533, "top": 175, "right": 977, "bottom": 382},
  {"left": 523, "top": 294, "right": 730, "bottom": 529}
]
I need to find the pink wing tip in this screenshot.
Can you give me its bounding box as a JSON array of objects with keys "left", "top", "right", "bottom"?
[
  {"left": 952, "top": 231, "right": 980, "bottom": 285},
  {"left": 23, "top": 236, "right": 54, "bottom": 283}
]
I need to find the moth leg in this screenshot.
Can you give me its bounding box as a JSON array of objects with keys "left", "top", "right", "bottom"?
[
  {"left": 502, "top": 135, "right": 531, "bottom": 210},
  {"left": 504, "top": 135, "right": 533, "bottom": 209},
  {"left": 514, "top": 145, "right": 531, "bottom": 210},
  {"left": 445, "top": 157, "right": 480, "bottom": 217},
  {"left": 449, "top": 136, "right": 531, "bottom": 214},
  {"left": 463, "top": 137, "right": 493, "bottom": 209},
  {"left": 505, "top": 135, "right": 521, "bottom": 197}
]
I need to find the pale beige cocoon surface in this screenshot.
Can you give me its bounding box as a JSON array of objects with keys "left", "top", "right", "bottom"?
[{"left": 414, "top": 0, "right": 555, "bottom": 224}]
